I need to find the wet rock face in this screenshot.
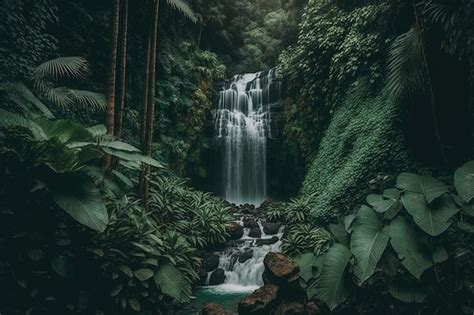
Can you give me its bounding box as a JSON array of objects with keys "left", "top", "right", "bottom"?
[
  {"left": 201, "top": 303, "right": 229, "bottom": 315},
  {"left": 263, "top": 222, "right": 282, "bottom": 235},
  {"left": 227, "top": 222, "right": 244, "bottom": 240},
  {"left": 209, "top": 268, "right": 226, "bottom": 285},
  {"left": 238, "top": 284, "right": 279, "bottom": 314},
  {"left": 248, "top": 227, "right": 262, "bottom": 238},
  {"left": 204, "top": 254, "right": 220, "bottom": 272},
  {"left": 274, "top": 301, "right": 320, "bottom": 315},
  {"left": 256, "top": 236, "right": 279, "bottom": 246},
  {"left": 238, "top": 250, "right": 253, "bottom": 264},
  {"left": 243, "top": 218, "right": 259, "bottom": 229},
  {"left": 263, "top": 252, "right": 299, "bottom": 286}
]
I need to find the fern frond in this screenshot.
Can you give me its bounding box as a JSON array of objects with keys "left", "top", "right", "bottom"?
[
  {"left": 386, "top": 28, "right": 427, "bottom": 99},
  {"left": 34, "top": 57, "right": 90, "bottom": 80},
  {"left": 166, "top": 0, "right": 197, "bottom": 22}
]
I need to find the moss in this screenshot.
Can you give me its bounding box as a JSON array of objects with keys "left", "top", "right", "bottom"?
[{"left": 301, "top": 82, "right": 411, "bottom": 222}]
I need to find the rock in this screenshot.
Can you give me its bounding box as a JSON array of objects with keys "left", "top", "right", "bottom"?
[
  {"left": 248, "top": 227, "right": 262, "bottom": 238},
  {"left": 256, "top": 236, "right": 279, "bottom": 246},
  {"left": 209, "top": 268, "right": 226, "bottom": 285},
  {"left": 227, "top": 222, "right": 244, "bottom": 240},
  {"left": 201, "top": 303, "right": 229, "bottom": 315},
  {"left": 238, "top": 284, "right": 279, "bottom": 314},
  {"left": 263, "top": 222, "right": 282, "bottom": 235},
  {"left": 274, "top": 301, "right": 304, "bottom": 315},
  {"left": 263, "top": 252, "right": 299, "bottom": 286},
  {"left": 306, "top": 302, "right": 321, "bottom": 315},
  {"left": 204, "top": 254, "right": 220, "bottom": 272},
  {"left": 198, "top": 268, "right": 208, "bottom": 286},
  {"left": 238, "top": 250, "right": 253, "bottom": 264},
  {"left": 243, "top": 218, "right": 259, "bottom": 229}
]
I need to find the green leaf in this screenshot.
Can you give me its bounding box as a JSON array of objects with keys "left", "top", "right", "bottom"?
[
  {"left": 128, "top": 298, "right": 140, "bottom": 311},
  {"left": 401, "top": 192, "right": 459, "bottom": 236},
  {"left": 397, "top": 173, "right": 448, "bottom": 203},
  {"left": 351, "top": 205, "right": 389, "bottom": 283},
  {"left": 118, "top": 265, "right": 133, "bottom": 278},
  {"left": 389, "top": 279, "right": 427, "bottom": 303},
  {"left": 329, "top": 221, "right": 349, "bottom": 247},
  {"left": 154, "top": 263, "right": 191, "bottom": 303},
  {"left": 432, "top": 245, "right": 448, "bottom": 263},
  {"left": 344, "top": 214, "right": 356, "bottom": 233},
  {"left": 317, "top": 244, "right": 353, "bottom": 311},
  {"left": 458, "top": 220, "right": 474, "bottom": 233},
  {"left": 295, "top": 253, "right": 317, "bottom": 283},
  {"left": 389, "top": 216, "right": 432, "bottom": 279},
  {"left": 134, "top": 269, "right": 154, "bottom": 281},
  {"left": 39, "top": 119, "right": 92, "bottom": 143},
  {"left": 367, "top": 194, "right": 401, "bottom": 214},
  {"left": 103, "top": 148, "right": 164, "bottom": 169},
  {"left": 454, "top": 161, "right": 474, "bottom": 203},
  {"left": 51, "top": 174, "right": 108, "bottom": 232}
]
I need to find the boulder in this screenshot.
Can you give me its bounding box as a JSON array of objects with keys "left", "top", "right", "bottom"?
[
  {"left": 209, "top": 268, "right": 226, "bottom": 285},
  {"left": 198, "top": 268, "right": 208, "bottom": 285},
  {"left": 238, "top": 284, "right": 279, "bottom": 314},
  {"left": 227, "top": 222, "right": 244, "bottom": 240},
  {"left": 263, "top": 222, "right": 282, "bottom": 235},
  {"left": 274, "top": 301, "right": 304, "bottom": 315},
  {"left": 243, "top": 218, "right": 259, "bottom": 229},
  {"left": 204, "top": 254, "right": 220, "bottom": 271},
  {"left": 201, "top": 303, "right": 229, "bottom": 315},
  {"left": 256, "top": 236, "right": 279, "bottom": 246},
  {"left": 238, "top": 250, "right": 253, "bottom": 264},
  {"left": 248, "top": 227, "right": 262, "bottom": 238},
  {"left": 263, "top": 252, "right": 299, "bottom": 286}
]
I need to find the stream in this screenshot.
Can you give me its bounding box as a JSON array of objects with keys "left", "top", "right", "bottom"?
[{"left": 191, "top": 71, "right": 283, "bottom": 313}]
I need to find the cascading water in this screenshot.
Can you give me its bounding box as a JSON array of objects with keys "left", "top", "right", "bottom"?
[
  {"left": 190, "top": 70, "right": 283, "bottom": 313},
  {"left": 214, "top": 70, "right": 281, "bottom": 206}
]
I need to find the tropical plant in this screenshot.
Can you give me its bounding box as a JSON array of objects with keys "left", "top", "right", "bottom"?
[{"left": 295, "top": 161, "right": 474, "bottom": 313}]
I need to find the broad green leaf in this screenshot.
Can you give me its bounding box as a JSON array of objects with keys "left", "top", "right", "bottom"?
[
  {"left": 154, "top": 263, "right": 191, "bottom": 303},
  {"left": 402, "top": 192, "right": 460, "bottom": 236},
  {"left": 367, "top": 194, "right": 401, "bottom": 214},
  {"left": 329, "top": 221, "right": 349, "bottom": 247},
  {"left": 128, "top": 298, "right": 140, "bottom": 311},
  {"left": 388, "top": 279, "right": 427, "bottom": 303},
  {"left": 0, "top": 109, "right": 47, "bottom": 140},
  {"left": 134, "top": 268, "right": 154, "bottom": 281},
  {"left": 383, "top": 188, "right": 401, "bottom": 199},
  {"left": 39, "top": 119, "right": 92, "bottom": 143},
  {"left": 458, "top": 220, "right": 474, "bottom": 233},
  {"left": 454, "top": 161, "right": 474, "bottom": 203},
  {"left": 317, "top": 244, "right": 353, "bottom": 311},
  {"left": 344, "top": 214, "right": 356, "bottom": 233},
  {"left": 351, "top": 205, "right": 389, "bottom": 283},
  {"left": 118, "top": 265, "right": 133, "bottom": 278},
  {"left": 432, "top": 245, "right": 448, "bottom": 263},
  {"left": 103, "top": 148, "right": 164, "bottom": 169},
  {"left": 389, "top": 216, "right": 432, "bottom": 279},
  {"left": 51, "top": 174, "right": 108, "bottom": 232},
  {"left": 397, "top": 173, "right": 448, "bottom": 203},
  {"left": 295, "top": 253, "right": 317, "bottom": 282}
]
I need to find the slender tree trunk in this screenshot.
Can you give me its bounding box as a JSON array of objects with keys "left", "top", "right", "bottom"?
[
  {"left": 412, "top": 0, "right": 447, "bottom": 164},
  {"left": 115, "top": 0, "right": 129, "bottom": 140},
  {"left": 106, "top": 0, "right": 121, "bottom": 136},
  {"left": 140, "top": 0, "right": 160, "bottom": 208},
  {"left": 138, "top": 37, "right": 152, "bottom": 197}
]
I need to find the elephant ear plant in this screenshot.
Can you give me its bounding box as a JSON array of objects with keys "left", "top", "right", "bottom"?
[{"left": 295, "top": 161, "right": 474, "bottom": 312}]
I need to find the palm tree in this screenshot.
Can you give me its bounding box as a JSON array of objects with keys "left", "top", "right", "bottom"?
[
  {"left": 106, "top": 0, "right": 121, "bottom": 136},
  {"left": 115, "top": 0, "right": 129, "bottom": 140},
  {"left": 138, "top": 0, "right": 196, "bottom": 207}
]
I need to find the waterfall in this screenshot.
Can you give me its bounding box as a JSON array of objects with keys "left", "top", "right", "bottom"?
[{"left": 214, "top": 70, "right": 281, "bottom": 206}]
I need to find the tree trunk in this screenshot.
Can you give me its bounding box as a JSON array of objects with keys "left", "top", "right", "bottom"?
[
  {"left": 106, "top": 0, "right": 121, "bottom": 136},
  {"left": 140, "top": 0, "right": 160, "bottom": 208},
  {"left": 115, "top": 0, "right": 129, "bottom": 140},
  {"left": 412, "top": 0, "right": 447, "bottom": 164}
]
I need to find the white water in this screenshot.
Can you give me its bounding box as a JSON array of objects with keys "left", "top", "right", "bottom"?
[
  {"left": 205, "top": 217, "right": 284, "bottom": 293},
  {"left": 214, "top": 70, "right": 281, "bottom": 206}
]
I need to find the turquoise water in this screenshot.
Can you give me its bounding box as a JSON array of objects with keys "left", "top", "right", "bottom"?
[{"left": 187, "top": 285, "right": 256, "bottom": 314}]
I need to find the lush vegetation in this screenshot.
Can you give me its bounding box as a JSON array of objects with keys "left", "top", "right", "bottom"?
[{"left": 1, "top": 0, "right": 474, "bottom": 314}]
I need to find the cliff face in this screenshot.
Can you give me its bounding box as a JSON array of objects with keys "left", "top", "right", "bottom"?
[{"left": 300, "top": 83, "right": 411, "bottom": 222}]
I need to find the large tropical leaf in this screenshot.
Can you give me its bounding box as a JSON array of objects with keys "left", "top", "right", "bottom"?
[
  {"left": 401, "top": 192, "right": 460, "bottom": 236},
  {"left": 389, "top": 216, "right": 432, "bottom": 279},
  {"left": 34, "top": 57, "right": 89, "bottom": 80},
  {"left": 351, "top": 205, "right": 389, "bottom": 283},
  {"left": 50, "top": 173, "right": 108, "bottom": 232},
  {"left": 397, "top": 173, "right": 448, "bottom": 203},
  {"left": 366, "top": 193, "right": 401, "bottom": 214},
  {"left": 0, "top": 83, "right": 54, "bottom": 118},
  {"left": 0, "top": 109, "right": 47, "bottom": 140},
  {"left": 317, "top": 244, "right": 353, "bottom": 311},
  {"left": 454, "top": 161, "right": 474, "bottom": 203},
  {"left": 166, "top": 0, "right": 197, "bottom": 22},
  {"left": 39, "top": 119, "right": 92, "bottom": 143},
  {"left": 154, "top": 262, "right": 191, "bottom": 303},
  {"left": 103, "top": 147, "right": 164, "bottom": 169},
  {"left": 388, "top": 279, "right": 427, "bottom": 303}
]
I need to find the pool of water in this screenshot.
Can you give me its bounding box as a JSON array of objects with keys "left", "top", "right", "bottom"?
[{"left": 187, "top": 285, "right": 256, "bottom": 314}]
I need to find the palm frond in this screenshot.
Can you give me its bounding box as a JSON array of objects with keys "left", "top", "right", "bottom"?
[
  {"left": 424, "top": 4, "right": 456, "bottom": 29},
  {"left": 69, "top": 89, "right": 106, "bottom": 110},
  {"left": 386, "top": 27, "right": 427, "bottom": 99},
  {"left": 166, "top": 0, "right": 197, "bottom": 22},
  {"left": 34, "top": 57, "right": 90, "bottom": 80},
  {"left": 0, "top": 83, "right": 54, "bottom": 119}
]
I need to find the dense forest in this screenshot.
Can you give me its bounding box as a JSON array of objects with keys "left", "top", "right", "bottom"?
[{"left": 0, "top": 0, "right": 473, "bottom": 314}]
